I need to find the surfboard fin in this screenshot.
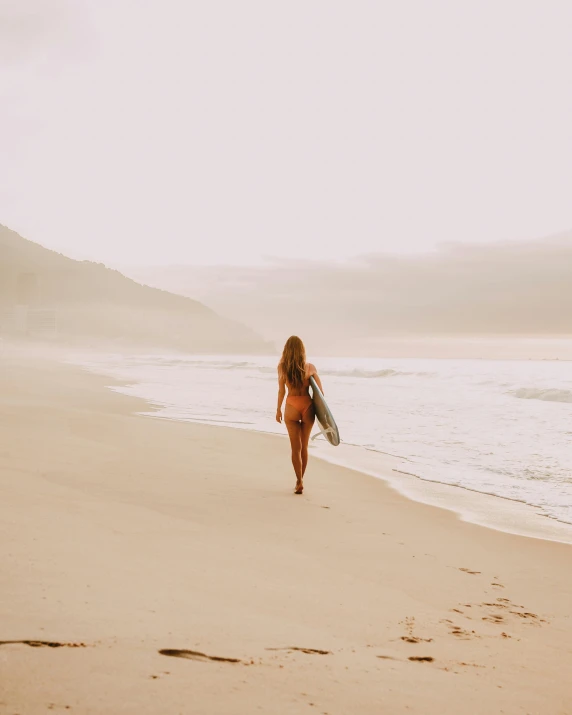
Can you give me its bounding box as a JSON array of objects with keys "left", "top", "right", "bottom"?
[{"left": 311, "top": 424, "right": 337, "bottom": 441}]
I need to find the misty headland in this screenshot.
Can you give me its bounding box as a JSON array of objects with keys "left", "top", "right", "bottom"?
[{"left": 0, "top": 224, "right": 272, "bottom": 354}]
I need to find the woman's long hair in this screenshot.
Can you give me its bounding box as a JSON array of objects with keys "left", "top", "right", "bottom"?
[{"left": 279, "top": 336, "right": 307, "bottom": 389}]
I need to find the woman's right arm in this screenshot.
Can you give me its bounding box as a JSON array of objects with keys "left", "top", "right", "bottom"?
[{"left": 276, "top": 370, "right": 286, "bottom": 423}]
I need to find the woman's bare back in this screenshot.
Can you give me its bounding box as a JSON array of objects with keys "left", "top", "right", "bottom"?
[{"left": 284, "top": 362, "right": 316, "bottom": 396}]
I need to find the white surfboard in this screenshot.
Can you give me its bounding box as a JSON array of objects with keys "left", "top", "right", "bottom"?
[{"left": 310, "top": 376, "right": 340, "bottom": 446}]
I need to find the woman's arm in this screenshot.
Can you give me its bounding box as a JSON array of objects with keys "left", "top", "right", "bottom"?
[
  {"left": 310, "top": 363, "right": 324, "bottom": 395},
  {"left": 276, "top": 371, "right": 286, "bottom": 423}
]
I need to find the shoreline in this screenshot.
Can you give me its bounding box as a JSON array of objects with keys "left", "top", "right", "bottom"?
[
  {"left": 117, "top": 400, "right": 572, "bottom": 546},
  {"left": 52, "top": 342, "right": 571, "bottom": 538}
]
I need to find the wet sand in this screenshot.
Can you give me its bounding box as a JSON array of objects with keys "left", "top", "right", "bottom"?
[{"left": 1, "top": 353, "right": 571, "bottom": 714}]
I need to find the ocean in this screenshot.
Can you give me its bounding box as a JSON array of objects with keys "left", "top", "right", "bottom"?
[{"left": 71, "top": 352, "right": 572, "bottom": 535}]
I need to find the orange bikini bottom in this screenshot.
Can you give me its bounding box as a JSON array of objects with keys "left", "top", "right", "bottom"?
[{"left": 286, "top": 395, "right": 313, "bottom": 416}]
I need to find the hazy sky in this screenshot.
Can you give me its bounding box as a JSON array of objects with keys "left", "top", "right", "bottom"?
[{"left": 1, "top": 0, "right": 571, "bottom": 266}]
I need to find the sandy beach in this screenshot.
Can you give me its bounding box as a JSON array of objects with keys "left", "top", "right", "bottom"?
[{"left": 1, "top": 353, "right": 572, "bottom": 715}]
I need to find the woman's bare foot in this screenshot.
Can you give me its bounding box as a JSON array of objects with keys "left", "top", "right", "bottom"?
[{"left": 294, "top": 480, "right": 303, "bottom": 494}]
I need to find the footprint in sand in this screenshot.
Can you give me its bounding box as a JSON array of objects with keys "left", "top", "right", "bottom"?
[
  {"left": 0, "top": 640, "right": 86, "bottom": 648},
  {"left": 440, "top": 619, "right": 477, "bottom": 640},
  {"left": 481, "top": 602, "right": 511, "bottom": 624},
  {"left": 266, "top": 647, "right": 331, "bottom": 655},
  {"left": 159, "top": 649, "right": 241, "bottom": 663},
  {"left": 377, "top": 654, "right": 435, "bottom": 664},
  {"left": 509, "top": 611, "right": 543, "bottom": 623},
  {"left": 399, "top": 616, "right": 433, "bottom": 644},
  {"left": 450, "top": 625, "right": 476, "bottom": 639},
  {"left": 409, "top": 656, "right": 434, "bottom": 663},
  {"left": 459, "top": 596, "right": 547, "bottom": 631},
  {"left": 400, "top": 636, "right": 433, "bottom": 643},
  {"left": 458, "top": 568, "right": 481, "bottom": 575},
  {"left": 482, "top": 614, "right": 505, "bottom": 624}
]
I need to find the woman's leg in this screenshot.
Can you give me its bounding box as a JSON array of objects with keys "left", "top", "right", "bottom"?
[
  {"left": 300, "top": 406, "right": 315, "bottom": 477},
  {"left": 284, "top": 404, "right": 303, "bottom": 491}
]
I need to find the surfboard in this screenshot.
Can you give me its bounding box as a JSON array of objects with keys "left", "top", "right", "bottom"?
[{"left": 309, "top": 376, "right": 340, "bottom": 446}]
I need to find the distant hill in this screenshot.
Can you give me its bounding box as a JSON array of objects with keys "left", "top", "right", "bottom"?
[{"left": 0, "top": 225, "right": 272, "bottom": 353}]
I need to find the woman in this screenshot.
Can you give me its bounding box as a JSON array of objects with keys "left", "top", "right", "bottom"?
[{"left": 276, "top": 336, "right": 324, "bottom": 494}]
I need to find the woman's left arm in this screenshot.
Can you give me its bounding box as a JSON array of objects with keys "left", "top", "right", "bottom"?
[
  {"left": 310, "top": 363, "right": 324, "bottom": 395},
  {"left": 276, "top": 372, "right": 286, "bottom": 423}
]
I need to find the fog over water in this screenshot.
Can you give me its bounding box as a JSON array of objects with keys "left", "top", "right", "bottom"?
[{"left": 128, "top": 235, "right": 572, "bottom": 355}]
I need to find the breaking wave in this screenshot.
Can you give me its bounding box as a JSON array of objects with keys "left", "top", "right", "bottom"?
[
  {"left": 321, "top": 368, "right": 400, "bottom": 378},
  {"left": 177, "top": 363, "right": 430, "bottom": 379},
  {"left": 241, "top": 365, "right": 429, "bottom": 379},
  {"left": 118, "top": 356, "right": 433, "bottom": 380},
  {"left": 319, "top": 368, "right": 431, "bottom": 379},
  {"left": 510, "top": 388, "right": 572, "bottom": 404}
]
